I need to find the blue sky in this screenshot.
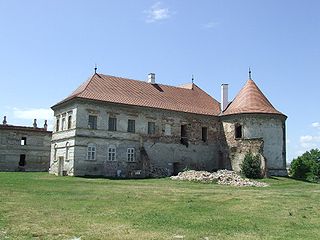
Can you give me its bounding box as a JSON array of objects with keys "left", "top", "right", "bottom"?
[{"left": 0, "top": 0, "right": 319, "bottom": 161}]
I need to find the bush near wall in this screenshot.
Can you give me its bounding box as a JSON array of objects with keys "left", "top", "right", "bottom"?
[
  {"left": 290, "top": 148, "right": 320, "bottom": 183},
  {"left": 240, "top": 152, "right": 262, "bottom": 179}
]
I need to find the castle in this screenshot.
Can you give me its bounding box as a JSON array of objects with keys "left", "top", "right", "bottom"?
[{"left": 49, "top": 72, "right": 287, "bottom": 177}]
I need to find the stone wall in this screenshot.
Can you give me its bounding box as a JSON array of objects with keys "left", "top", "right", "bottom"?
[
  {"left": 50, "top": 100, "right": 222, "bottom": 177},
  {"left": 0, "top": 127, "right": 51, "bottom": 172},
  {"left": 221, "top": 114, "right": 287, "bottom": 176}
]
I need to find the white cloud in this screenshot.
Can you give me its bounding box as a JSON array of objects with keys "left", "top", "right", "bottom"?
[
  {"left": 312, "top": 122, "right": 320, "bottom": 129},
  {"left": 299, "top": 135, "right": 320, "bottom": 149},
  {"left": 13, "top": 108, "right": 53, "bottom": 121},
  {"left": 145, "top": 2, "right": 171, "bottom": 23},
  {"left": 203, "top": 21, "right": 220, "bottom": 29}
]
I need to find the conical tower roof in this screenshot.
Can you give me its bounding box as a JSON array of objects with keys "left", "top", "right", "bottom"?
[{"left": 222, "top": 79, "right": 285, "bottom": 116}]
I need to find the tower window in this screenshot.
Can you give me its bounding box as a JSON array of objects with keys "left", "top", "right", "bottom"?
[
  {"left": 235, "top": 124, "right": 242, "bottom": 139},
  {"left": 21, "top": 137, "right": 27, "bottom": 146}
]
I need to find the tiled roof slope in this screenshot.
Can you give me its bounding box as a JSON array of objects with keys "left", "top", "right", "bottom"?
[
  {"left": 222, "top": 79, "right": 285, "bottom": 116},
  {"left": 53, "top": 73, "right": 221, "bottom": 116}
]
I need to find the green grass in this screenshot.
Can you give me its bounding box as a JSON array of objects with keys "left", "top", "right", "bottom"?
[{"left": 0, "top": 173, "right": 320, "bottom": 240}]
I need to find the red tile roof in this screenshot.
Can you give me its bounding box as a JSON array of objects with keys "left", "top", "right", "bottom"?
[
  {"left": 222, "top": 79, "right": 285, "bottom": 116},
  {"left": 53, "top": 73, "right": 221, "bottom": 116}
]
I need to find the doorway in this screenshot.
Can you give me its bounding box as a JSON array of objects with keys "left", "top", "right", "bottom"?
[{"left": 58, "top": 156, "right": 64, "bottom": 176}]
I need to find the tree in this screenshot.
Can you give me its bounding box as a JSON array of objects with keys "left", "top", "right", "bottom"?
[
  {"left": 240, "top": 152, "right": 262, "bottom": 179},
  {"left": 290, "top": 148, "right": 320, "bottom": 182}
]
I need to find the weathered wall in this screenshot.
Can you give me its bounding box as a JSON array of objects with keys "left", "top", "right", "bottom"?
[
  {"left": 51, "top": 100, "right": 223, "bottom": 177},
  {"left": 0, "top": 128, "right": 51, "bottom": 172},
  {"left": 221, "top": 114, "right": 287, "bottom": 176}
]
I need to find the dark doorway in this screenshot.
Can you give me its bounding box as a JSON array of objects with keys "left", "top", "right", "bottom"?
[{"left": 19, "top": 154, "right": 26, "bottom": 166}]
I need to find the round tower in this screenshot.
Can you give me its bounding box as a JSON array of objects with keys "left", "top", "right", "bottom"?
[{"left": 220, "top": 77, "right": 287, "bottom": 176}]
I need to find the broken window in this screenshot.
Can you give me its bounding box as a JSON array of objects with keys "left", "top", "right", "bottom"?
[
  {"left": 87, "top": 143, "right": 96, "bottom": 160},
  {"left": 68, "top": 115, "right": 72, "bottom": 129},
  {"left": 88, "top": 115, "right": 97, "bottom": 129},
  {"left": 180, "top": 125, "right": 188, "bottom": 147},
  {"left": 19, "top": 154, "right": 26, "bottom": 166},
  {"left": 127, "top": 148, "right": 135, "bottom": 162},
  {"left": 202, "top": 127, "right": 208, "bottom": 142},
  {"left": 56, "top": 118, "right": 60, "bottom": 132},
  {"left": 108, "top": 146, "right": 116, "bottom": 161},
  {"left": 235, "top": 124, "right": 242, "bottom": 139},
  {"left": 127, "top": 119, "right": 135, "bottom": 133},
  {"left": 108, "top": 117, "right": 117, "bottom": 131},
  {"left": 21, "top": 137, "right": 27, "bottom": 146},
  {"left": 148, "top": 122, "right": 155, "bottom": 134}
]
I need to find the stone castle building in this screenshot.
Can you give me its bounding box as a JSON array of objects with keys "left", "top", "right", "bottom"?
[
  {"left": 49, "top": 72, "right": 287, "bottom": 177},
  {"left": 0, "top": 117, "right": 52, "bottom": 172}
]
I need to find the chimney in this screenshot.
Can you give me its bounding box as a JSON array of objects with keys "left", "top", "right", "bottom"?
[
  {"left": 147, "top": 73, "right": 155, "bottom": 84},
  {"left": 33, "top": 119, "right": 37, "bottom": 128},
  {"left": 2, "top": 116, "right": 7, "bottom": 125},
  {"left": 44, "top": 120, "right": 48, "bottom": 131},
  {"left": 221, "top": 84, "right": 229, "bottom": 112}
]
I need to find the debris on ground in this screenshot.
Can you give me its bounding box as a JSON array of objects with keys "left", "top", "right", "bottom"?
[{"left": 170, "top": 169, "right": 269, "bottom": 187}]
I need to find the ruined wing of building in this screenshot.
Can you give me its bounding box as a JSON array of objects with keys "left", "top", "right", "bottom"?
[
  {"left": 50, "top": 72, "right": 287, "bottom": 177},
  {"left": 0, "top": 117, "right": 52, "bottom": 172}
]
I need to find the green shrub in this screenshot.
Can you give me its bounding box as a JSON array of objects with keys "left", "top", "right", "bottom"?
[
  {"left": 290, "top": 149, "right": 320, "bottom": 182},
  {"left": 240, "top": 152, "right": 262, "bottom": 179}
]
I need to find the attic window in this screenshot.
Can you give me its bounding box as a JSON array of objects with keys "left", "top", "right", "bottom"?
[{"left": 235, "top": 124, "right": 242, "bottom": 139}]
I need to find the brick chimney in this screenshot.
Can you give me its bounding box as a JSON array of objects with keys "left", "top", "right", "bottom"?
[
  {"left": 147, "top": 73, "right": 155, "bottom": 84},
  {"left": 44, "top": 120, "right": 48, "bottom": 131},
  {"left": 33, "top": 119, "right": 37, "bottom": 128},
  {"left": 221, "top": 84, "right": 229, "bottom": 112}
]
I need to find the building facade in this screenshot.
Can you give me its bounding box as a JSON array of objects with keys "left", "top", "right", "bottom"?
[
  {"left": 49, "top": 72, "right": 287, "bottom": 177},
  {"left": 0, "top": 117, "right": 52, "bottom": 172}
]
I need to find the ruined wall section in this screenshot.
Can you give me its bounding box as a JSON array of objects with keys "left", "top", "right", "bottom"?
[
  {"left": 0, "top": 128, "right": 51, "bottom": 172},
  {"left": 221, "top": 114, "right": 287, "bottom": 176}
]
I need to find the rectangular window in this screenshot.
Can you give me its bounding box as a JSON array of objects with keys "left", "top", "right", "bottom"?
[
  {"left": 56, "top": 118, "right": 60, "bottom": 132},
  {"left": 87, "top": 144, "right": 96, "bottom": 160},
  {"left": 148, "top": 122, "right": 155, "bottom": 134},
  {"left": 202, "top": 127, "right": 208, "bottom": 142},
  {"left": 127, "top": 148, "right": 135, "bottom": 162},
  {"left": 235, "top": 124, "right": 242, "bottom": 139},
  {"left": 88, "top": 115, "right": 97, "bottom": 129},
  {"left": 21, "top": 137, "right": 27, "bottom": 146},
  {"left": 108, "top": 117, "right": 117, "bottom": 131},
  {"left": 108, "top": 147, "right": 116, "bottom": 161},
  {"left": 68, "top": 115, "right": 72, "bottom": 129},
  {"left": 127, "top": 119, "right": 135, "bottom": 133},
  {"left": 61, "top": 118, "right": 66, "bottom": 130}
]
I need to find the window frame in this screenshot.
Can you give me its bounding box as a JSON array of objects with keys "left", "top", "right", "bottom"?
[
  {"left": 108, "top": 117, "right": 117, "bottom": 131},
  {"left": 88, "top": 115, "right": 98, "bottom": 129},
  {"left": 127, "top": 148, "right": 135, "bottom": 162},
  {"left": 68, "top": 115, "right": 72, "bottom": 129},
  {"left": 235, "top": 124, "right": 243, "bottom": 139},
  {"left": 87, "top": 144, "right": 96, "bottom": 160},
  {"left": 127, "top": 119, "right": 135, "bottom": 133},
  {"left": 107, "top": 146, "right": 117, "bottom": 161}
]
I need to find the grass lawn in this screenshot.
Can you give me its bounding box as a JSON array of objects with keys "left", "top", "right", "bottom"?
[{"left": 0, "top": 173, "right": 319, "bottom": 240}]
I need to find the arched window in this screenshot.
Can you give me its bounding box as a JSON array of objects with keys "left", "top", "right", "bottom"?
[
  {"left": 235, "top": 124, "right": 242, "bottom": 139},
  {"left": 87, "top": 143, "right": 96, "bottom": 160}
]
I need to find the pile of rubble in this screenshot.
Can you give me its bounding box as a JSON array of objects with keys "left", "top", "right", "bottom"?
[{"left": 170, "top": 169, "right": 269, "bottom": 187}]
